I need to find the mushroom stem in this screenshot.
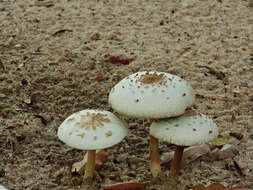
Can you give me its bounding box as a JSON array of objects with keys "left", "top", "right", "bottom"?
[
  {"left": 170, "top": 145, "right": 184, "bottom": 180},
  {"left": 84, "top": 150, "right": 96, "bottom": 179},
  {"left": 150, "top": 135, "right": 161, "bottom": 177}
]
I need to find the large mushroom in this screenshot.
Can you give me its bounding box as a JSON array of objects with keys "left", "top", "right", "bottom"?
[
  {"left": 150, "top": 112, "right": 218, "bottom": 179},
  {"left": 57, "top": 109, "right": 128, "bottom": 179},
  {"left": 108, "top": 71, "right": 195, "bottom": 177}
]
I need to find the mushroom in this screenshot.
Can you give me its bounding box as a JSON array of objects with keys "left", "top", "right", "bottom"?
[
  {"left": 0, "top": 185, "right": 8, "bottom": 190},
  {"left": 150, "top": 112, "right": 218, "bottom": 180},
  {"left": 57, "top": 109, "right": 128, "bottom": 179},
  {"left": 108, "top": 71, "right": 195, "bottom": 177}
]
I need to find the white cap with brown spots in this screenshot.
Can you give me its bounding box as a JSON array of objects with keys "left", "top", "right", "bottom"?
[
  {"left": 109, "top": 71, "right": 195, "bottom": 119},
  {"left": 0, "top": 185, "right": 8, "bottom": 190},
  {"left": 57, "top": 110, "right": 128, "bottom": 150},
  {"left": 150, "top": 113, "right": 218, "bottom": 146}
]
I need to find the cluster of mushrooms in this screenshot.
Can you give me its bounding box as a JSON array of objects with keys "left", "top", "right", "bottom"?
[{"left": 57, "top": 71, "right": 218, "bottom": 181}]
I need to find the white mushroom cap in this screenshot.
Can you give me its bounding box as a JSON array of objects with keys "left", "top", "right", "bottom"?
[
  {"left": 109, "top": 71, "right": 195, "bottom": 119},
  {"left": 0, "top": 185, "right": 8, "bottom": 190},
  {"left": 57, "top": 110, "right": 128, "bottom": 150},
  {"left": 150, "top": 113, "right": 218, "bottom": 146}
]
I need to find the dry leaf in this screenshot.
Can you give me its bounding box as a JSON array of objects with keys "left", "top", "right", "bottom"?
[
  {"left": 102, "top": 182, "right": 148, "bottom": 190},
  {"left": 8, "top": 122, "right": 24, "bottom": 128},
  {"left": 23, "top": 93, "right": 36, "bottom": 105},
  {"left": 95, "top": 72, "right": 103, "bottom": 81},
  {"left": 149, "top": 184, "right": 157, "bottom": 190},
  {"left": 34, "top": 114, "right": 51, "bottom": 125},
  {"left": 192, "top": 184, "right": 248, "bottom": 190},
  {"left": 233, "top": 160, "right": 248, "bottom": 176},
  {"left": 181, "top": 144, "right": 210, "bottom": 167},
  {"left": 211, "top": 144, "right": 239, "bottom": 160},
  {"left": 0, "top": 59, "right": 4, "bottom": 70},
  {"left": 51, "top": 28, "right": 73, "bottom": 36},
  {"left": 197, "top": 65, "right": 226, "bottom": 80},
  {"left": 231, "top": 113, "right": 236, "bottom": 123},
  {"left": 192, "top": 185, "right": 206, "bottom": 190},
  {"left": 229, "top": 132, "right": 243, "bottom": 140},
  {"left": 116, "top": 31, "right": 122, "bottom": 35},
  {"left": 229, "top": 186, "right": 249, "bottom": 190},
  {"left": 240, "top": 168, "right": 249, "bottom": 176},
  {"left": 90, "top": 33, "right": 100, "bottom": 40},
  {"left": 0, "top": 104, "right": 9, "bottom": 111},
  {"left": 206, "top": 183, "right": 227, "bottom": 190},
  {"left": 71, "top": 149, "right": 108, "bottom": 174},
  {"left": 211, "top": 137, "right": 228, "bottom": 147},
  {"left": 161, "top": 144, "right": 210, "bottom": 167},
  {"left": 108, "top": 56, "right": 134, "bottom": 65},
  {"left": 35, "top": 0, "right": 54, "bottom": 7}
]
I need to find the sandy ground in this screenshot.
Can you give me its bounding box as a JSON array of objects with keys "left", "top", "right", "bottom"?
[{"left": 0, "top": 0, "right": 253, "bottom": 189}]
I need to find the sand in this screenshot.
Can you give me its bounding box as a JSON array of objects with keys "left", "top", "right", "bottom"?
[{"left": 0, "top": 0, "right": 253, "bottom": 189}]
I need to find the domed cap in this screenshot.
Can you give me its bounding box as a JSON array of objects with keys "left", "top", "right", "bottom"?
[
  {"left": 0, "top": 185, "right": 8, "bottom": 190},
  {"left": 57, "top": 110, "right": 128, "bottom": 150},
  {"left": 150, "top": 112, "right": 218, "bottom": 146},
  {"left": 109, "top": 71, "right": 195, "bottom": 119}
]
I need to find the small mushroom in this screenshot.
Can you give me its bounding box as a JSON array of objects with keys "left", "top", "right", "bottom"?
[
  {"left": 150, "top": 113, "right": 218, "bottom": 180},
  {"left": 108, "top": 71, "right": 195, "bottom": 177},
  {"left": 57, "top": 109, "right": 128, "bottom": 179}
]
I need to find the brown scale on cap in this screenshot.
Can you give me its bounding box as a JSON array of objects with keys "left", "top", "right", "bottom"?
[
  {"left": 152, "top": 88, "right": 157, "bottom": 93},
  {"left": 77, "top": 133, "right": 85, "bottom": 138},
  {"left": 76, "top": 112, "right": 111, "bottom": 131},
  {"left": 184, "top": 108, "right": 197, "bottom": 117},
  {"left": 106, "top": 131, "right": 112, "bottom": 137},
  {"left": 67, "top": 117, "right": 75, "bottom": 123},
  {"left": 138, "top": 72, "right": 166, "bottom": 85}
]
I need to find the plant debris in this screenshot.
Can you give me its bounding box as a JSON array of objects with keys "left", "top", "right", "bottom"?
[
  {"left": 211, "top": 144, "right": 239, "bottom": 160},
  {"left": 72, "top": 149, "right": 109, "bottom": 174},
  {"left": 211, "top": 137, "right": 228, "bottom": 147},
  {"left": 0, "top": 104, "right": 9, "bottom": 111},
  {"left": 34, "top": 114, "right": 51, "bottom": 125},
  {"left": 181, "top": 144, "right": 210, "bottom": 167},
  {"left": 229, "top": 132, "right": 243, "bottom": 140},
  {"left": 192, "top": 183, "right": 248, "bottom": 190},
  {"left": 95, "top": 71, "right": 103, "bottom": 81},
  {"left": 102, "top": 182, "right": 148, "bottom": 190},
  {"left": 50, "top": 28, "right": 73, "bottom": 36},
  {"left": 161, "top": 144, "right": 210, "bottom": 167},
  {"left": 108, "top": 56, "right": 134, "bottom": 65},
  {"left": 198, "top": 65, "right": 226, "bottom": 80},
  {"left": 23, "top": 93, "right": 37, "bottom": 105},
  {"left": 233, "top": 160, "right": 249, "bottom": 176},
  {"left": 35, "top": 0, "right": 54, "bottom": 7},
  {"left": 0, "top": 59, "right": 4, "bottom": 70}
]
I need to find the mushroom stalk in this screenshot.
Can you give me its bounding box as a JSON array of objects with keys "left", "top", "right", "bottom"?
[
  {"left": 170, "top": 145, "right": 184, "bottom": 180},
  {"left": 150, "top": 135, "right": 161, "bottom": 177},
  {"left": 84, "top": 150, "right": 96, "bottom": 179}
]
